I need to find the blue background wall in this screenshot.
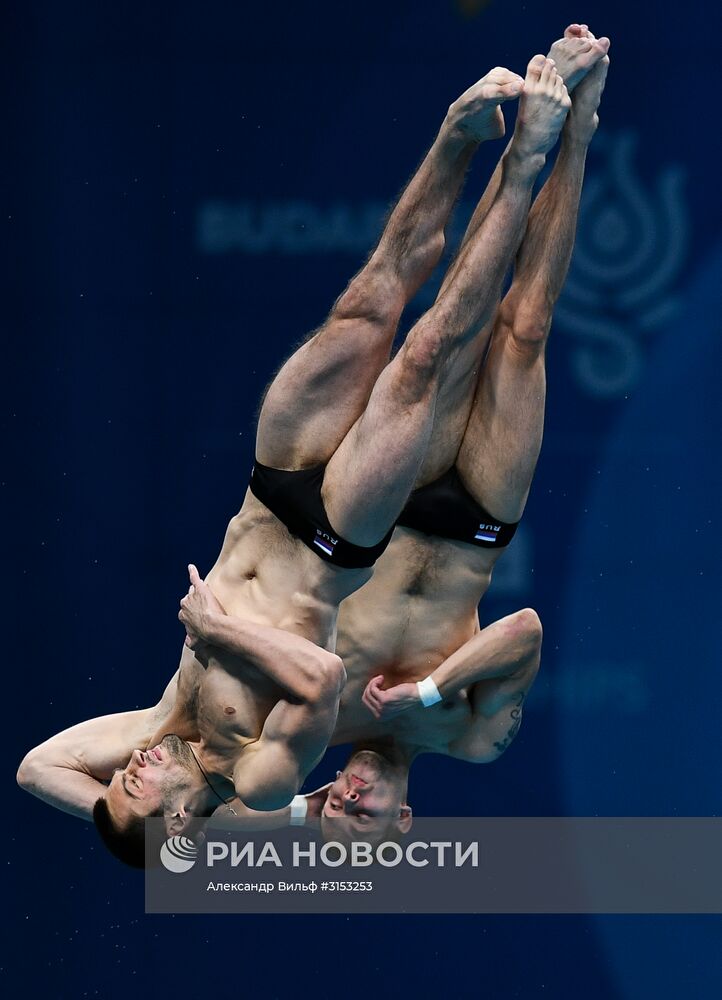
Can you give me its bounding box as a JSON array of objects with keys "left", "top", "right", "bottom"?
[{"left": 5, "top": 1, "right": 721, "bottom": 996}]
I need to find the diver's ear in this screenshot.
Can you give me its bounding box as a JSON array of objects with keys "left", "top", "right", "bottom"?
[{"left": 397, "top": 804, "right": 413, "bottom": 835}]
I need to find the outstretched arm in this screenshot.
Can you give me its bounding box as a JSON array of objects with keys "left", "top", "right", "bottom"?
[
  {"left": 16, "top": 669, "right": 181, "bottom": 820},
  {"left": 179, "top": 565, "right": 345, "bottom": 704},
  {"left": 17, "top": 711, "right": 158, "bottom": 820}
]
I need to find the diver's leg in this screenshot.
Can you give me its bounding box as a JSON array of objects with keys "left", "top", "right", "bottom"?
[
  {"left": 323, "top": 58, "right": 570, "bottom": 544},
  {"left": 255, "top": 69, "right": 523, "bottom": 470},
  {"left": 456, "top": 57, "right": 608, "bottom": 521}
]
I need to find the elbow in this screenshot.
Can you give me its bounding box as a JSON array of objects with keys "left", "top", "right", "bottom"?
[
  {"left": 453, "top": 743, "right": 503, "bottom": 765},
  {"left": 241, "top": 787, "right": 294, "bottom": 813},
  {"left": 509, "top": 608, "right": 543, "bottom": 654},
  {"left": 17, "top": 750, "right": 42, "bottom": 793},
  {"left": 465, "top": 734, "right": 522, "bottom": 764},
  {"left": 466, "top": 751, "right": 500, "bottom": 765},
  {"left": 301, "top": 653, "right": 346, "bottom": 703},
  {"left": 320, "top": 653, "right": 347, "bottom": 694},
  {"left": 307, "top": 652, "right": 346, "bottom": 702},
  {"left": 235, "top": 774, "right": 297, "bottom": 813}
]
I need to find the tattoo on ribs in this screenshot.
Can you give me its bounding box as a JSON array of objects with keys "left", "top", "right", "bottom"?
[{"left": 492, "top": 691, "right": 525, "bottom": 755}]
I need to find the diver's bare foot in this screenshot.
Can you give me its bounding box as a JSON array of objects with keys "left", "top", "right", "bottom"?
[
  {"left": 511, "top": 55, "right": 571, "bottom": 160},
  {"left": 565, "top": 55, "right": 610, "bottom": 145},
  {"left": 446, "top": 67, "right": 524, "bottom": 142},
  {"left": 548, "top": 24, "right": 610, "bottom": 93}
]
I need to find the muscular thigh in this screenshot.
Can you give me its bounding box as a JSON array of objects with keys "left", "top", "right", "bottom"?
[
  {"left": 255, "top": 269, "right": 405, "bottom": 470},
  {"left": 255, "top": 318, "right": 390, "bottom": 469},
  {"left": 396, "top": 304, "right": 498, "bottom": 488},
  {"left": 414, "top": 320, "right": 494, "bottom": 486},
  {"left": 456, "top": 323, "right": 547, "bottom": 523},
  {"left": 318, "top": 303, "right": 498, "bottom": 546},
  {"left": 320, "top": 319, "right": 443, "bottom": 546}
]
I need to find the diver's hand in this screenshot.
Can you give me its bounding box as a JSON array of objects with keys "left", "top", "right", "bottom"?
[
  {"left": 178, "top": 563, "right": 226, "bottom": 648},
  {"left": 362, "top": 675, "right": 421, "bottom": 720}
]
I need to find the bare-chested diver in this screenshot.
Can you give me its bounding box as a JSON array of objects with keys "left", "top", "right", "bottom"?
[
  {"left": 18, "top": 52, "right": 573, "bottom": 864},
  {"left": 183, "top": 27, "right": 611, "bottom": 844}
]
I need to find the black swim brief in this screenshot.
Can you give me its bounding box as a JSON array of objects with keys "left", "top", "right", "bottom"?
[
  {"left": 249, "top": 459, "right": 395, "bottom": 569},
  {"left": 397, "top": 465, "right": 519, "bottom": 549}
]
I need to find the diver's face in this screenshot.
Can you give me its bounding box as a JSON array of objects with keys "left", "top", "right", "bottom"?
[
  {"left": 321, "top": 751, "right": 405, "bottom": 838},
  {"left": 105, "top": 735, "right": 196, "bottom": 825}
]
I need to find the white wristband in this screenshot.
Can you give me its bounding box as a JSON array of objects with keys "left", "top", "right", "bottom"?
[
  {"left": 289, "top": 794, "right": 308, "bottom": 826},
  {"left": 417, "top": 675, "right": 442, "bottom": 708}
]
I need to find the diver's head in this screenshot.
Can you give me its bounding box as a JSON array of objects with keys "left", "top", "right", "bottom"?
[
  {"left": 320, "top": 749, "right": 412, "bottom": 845},
  {"left": 94, "top": 735, "right": 210, "bottom": 867}
]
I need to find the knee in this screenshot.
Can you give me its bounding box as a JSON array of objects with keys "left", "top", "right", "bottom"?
[
  {"left": 396, "top": 324, "right": 446, "bottom": 400},
  {"left": 512, "top": 316, "right": 551, "bottom": 351},
  {"left": 332, "top": 266, "right": 405, "bottom": 333},
  {"left": 499, "top": 296, "right": 552, "bottom": 353}
]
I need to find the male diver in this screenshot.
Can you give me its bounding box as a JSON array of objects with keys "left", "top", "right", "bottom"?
[
  {"left": 185, "top": 28, "right": 610, "bottom": 845},
  {"left": 18, "top": 53, "right": 574, "bottom": 864}
]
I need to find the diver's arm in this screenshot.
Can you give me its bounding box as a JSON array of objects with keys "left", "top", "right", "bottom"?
[
  {"left": 423, "top": 609, "right": 541, "bottom": 700},
  {"left": 179, "top": 565, "right": 344, "bottom": 703},
  {"left": 17, "top": 669, "right": 182, "bottom": 820},
  {"left": 363, "top": 610, "right": 541, "bottom": 719},
  {"left": 446, "top": 611, "right": 542, "bottom": 762},
  {"left": 16, "top": 709, "right": 158, "bottom": 820}
]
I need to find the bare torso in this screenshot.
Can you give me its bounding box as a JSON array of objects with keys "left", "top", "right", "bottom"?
[
  {"left": 333, "top": 525, "right": 501, "bottom": 756},
  {"left": 16, "top": 490, "right": 373, "bottom": 818},
  {"left": 145, "top": 509, "right": 514, "bottom": 771},
  {"left": 150, "top": 490, "right": 374, "bottom": 757},
  {"left": 207, "top": 490, "right": 373, "bottom": 641}
]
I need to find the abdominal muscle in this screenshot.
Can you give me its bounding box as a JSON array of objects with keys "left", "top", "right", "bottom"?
[
  {"left": 172, "top": 490, "right": 375, "bottom": 753},
  {"left": 333, "top": 527, "right": 500, "bottom": 749},
  {"left": 205, "top": 490, "right": 374, "bottom": 648}
]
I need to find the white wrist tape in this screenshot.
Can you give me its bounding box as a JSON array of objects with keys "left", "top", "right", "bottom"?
[
  {"left": 289, "top": 794, "right": 308, "bottom": 826},
  {"left": 417, "top": 675, "right": 442, "bottom": 708}
]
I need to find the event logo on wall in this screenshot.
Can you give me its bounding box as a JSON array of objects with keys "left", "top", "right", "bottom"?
[{"left": 555, "top": 131, "right": 688, "bottom": 398}]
